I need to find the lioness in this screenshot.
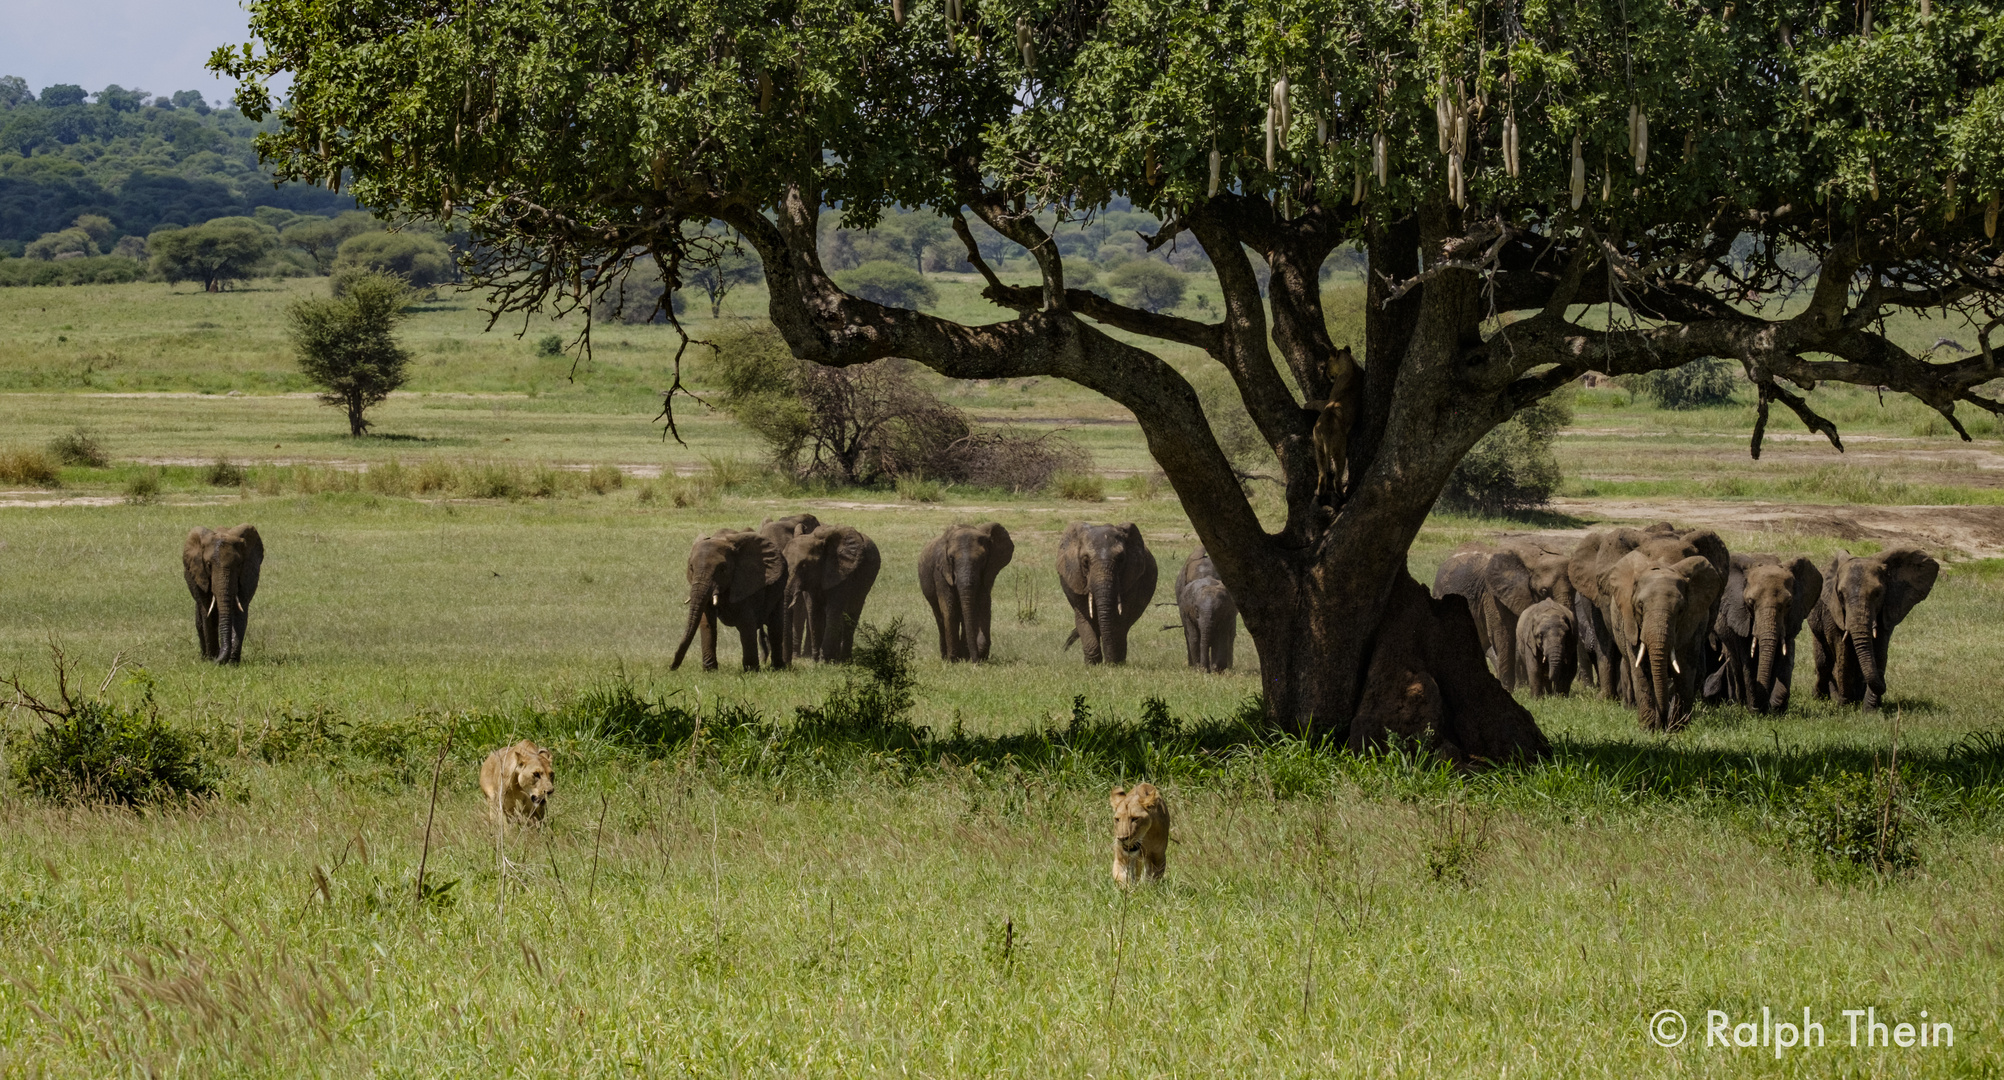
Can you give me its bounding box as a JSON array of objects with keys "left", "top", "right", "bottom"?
[
  {"left": 480, "top": 740, "right": 555, "bottom": 823},
  {"left": 1109, "top": 783, "right": 1169, "bottom": 884}
]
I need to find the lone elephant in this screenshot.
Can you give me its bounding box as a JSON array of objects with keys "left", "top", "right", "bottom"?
[
  {"left": 1809, "top": 547, "right": 1938, "bottom": 709},
  {"left": 182, "top": 524, "right": 264, "bottom": 664},
  {"left": 1514, "top": 598, "right": 1576, "bottom": 698},
  {"left": 670, "top": 529, "right": 789, "bottom": 672},
  {"left": 918, "top": 522, "right": 1013, "bottom": 662},
  {"left": 1175, "top": 547, "right": 1237, "bottom": 672},
  {"left": 758, "top": 514, "right": 820, "bottom": 661},
  {"left": 1057, "top": 522, "right": 1157, "bottom": 665},
  {"left": 1605, "top": 550, "right": 1725, "bottom": 731},
  {"left": 783, "top": 524, "right": 881, "bottom": 662},
  {"left": 1432, "top": 539, "right": 1575, "bottom": 691},
  {"left": 1705, "top": 553, "right": 1821, "bottom": 714}
]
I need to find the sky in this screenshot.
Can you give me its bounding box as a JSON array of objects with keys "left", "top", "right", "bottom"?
[{"left": 0, "top": 0, "right": 272, "bottom": 106}]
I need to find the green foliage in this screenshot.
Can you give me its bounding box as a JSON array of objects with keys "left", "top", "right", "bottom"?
[
  {"left": 1439, "top": 392, "right": 1573, "bottom": 515},
  {"left": 46, "top": 427, "right": 107, "bottom": 467},
  {"left": 682, "top": 247, "right": 762, "bottom": 317},
  {"left": 1052, "top": 471, "right": 1105, "bottom": 501},
  {"left": 279, "top": 211, "right": 380, "bottom": 273},
  {"left": 590, "top": 261, "right": 685, "bottom": 324},
  {"left": 1786, "top": 767, "right": 1921, "bottom": 882},
  {"left": 122, "top": 468, "right": 161, "bottom": 502},
  {"left": 287, "top": 271, "right": 414, "bottom": 435},
  {"left": 533, "top": 333, "right": 565, "bottom": 357},
  {"left": 830, "top": 260, "right": 937, "bottom": 310},
  {"left": 0, "top": 254, "right": 143, "bottom": 287},
  {"left": 1627, "top": 357, "right": 1741, "bottom": 409},
  {"left": 6, "top": 680, "right": 214, "bottom": 806},
  {"left": 149, "top": 217, "right": 279, "bottom": 291},
  {"left": 1106, "top": 260, "right": 1187, "bottom": 313},
  {"left": 331, "top": 230, "right": 455, "bottom": 287},
  {"left": 204, "top": 458, "right": 247, "bottom": 487},
  {"left": 24, "top": 226, "right": 97, "bottom": 260}
]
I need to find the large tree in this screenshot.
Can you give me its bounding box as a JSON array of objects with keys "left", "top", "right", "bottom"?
[{"left": 217, "top": 0, "right": 2004, "bottom": 759}]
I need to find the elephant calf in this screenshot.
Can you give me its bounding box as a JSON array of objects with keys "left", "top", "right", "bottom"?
[
  {"left": 1514, "top": 598, "right": 1575, "bottom": 697},
  {"left": 919, "top": 522, "right": 1013, "bottom": 662},
  {"left": 182, "top": 524, "right": 264, "bottom": 664},
  {"left": 1809, "top": 547, "right": 1938, "bottom": 709},
  {"left": 1175, "top": 547, "right": 1237, "bottom": 672}
]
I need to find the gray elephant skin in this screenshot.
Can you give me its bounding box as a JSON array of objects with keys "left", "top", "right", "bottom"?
[
  {"left": 1604, "top": 550, "right": 1725, "bottom": 731},
  {"left": 1514, "top": 598, "right": 1575, "bottom": 698},
  {"left": 758, "top": 514, "right": 820, "bottom": 660},
  {"left": 1057, "top": 522, "right": 1158, "bottom": 665},
  {"left": 1176, "top": 547, "right": 1237, "bottom": 672},
  {"left": 783, "top": 524, "right": 881, "bottom": 662},
  {"left": 182, "top": 524, "right": 264, "bottom": 664},
  {"left": 918, "top": 522, "right": 1013, "bottom": 662},
  {"left": 670, "top": 529, "right": 790, "bottom": 672},
  {"left": 1432, "top": 540, "right": 1574, "bottom": 691},
  {"left": 1705, "top": 553, "right": 1821, "bottom": 714},
  {"left": 1570, "top": 523, "right": 1729, "bottom": 703},
  {"left": 1809, "top": 547, "right": 1938, "bottom": 709}
]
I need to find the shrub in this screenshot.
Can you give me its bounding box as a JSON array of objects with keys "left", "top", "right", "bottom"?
[
  {"left": 5, "top": 662, "right": 214, "bottom": 806},
  {"left": 1106, "top": 259, "right": 1188, "bottom": 313},
  {"left": 1626, "top": 357, "right": 1740, "bottom": 409},
  {"left": 332, "top": 231, "right": 456, "bottom": 288},
  {"left": 123, "top": 469, "right": 162, "bottom": 503},
  {"left": 585, "top": 464, "right": 624, "bottom": 494},
  {"left": 1437, "top": 391, "right": 1572, "bottom": 515},
  {"left": 47, "top": 428, "right": 107, "bottom": 467},
  {"left": 1787, "top": 768, "right": 1921, "bottom": 882},
  {"left": 465, "top": 462, "right": 524, "bottom": 499},
  {"left": 412, "top": 459, "right": 456, "bottom": 494},
  {"left": 203, "top": 458, "right": 246, "bottom": 487},
  {"left": 831, "top": 260, "right": 938, "bottom": 309},
  {"left": 792, "top": 620, "right": 920, "bottom": 741},
  {"left": 289, "top": 271, "right": 415, "bottom": 436},
  {"left": 0, "top": 447, "right": 62, "bottom": 487},
  {"left": 1053, "top": 471, "right": 1106, "bottom": 501},
  {"left": 534, "top": 334, "right": 565, "bottom": 357}
]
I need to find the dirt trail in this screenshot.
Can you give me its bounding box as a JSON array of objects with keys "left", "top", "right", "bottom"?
[{"left": 1514, "top": 498, "right": 2004, "bottom": 560}]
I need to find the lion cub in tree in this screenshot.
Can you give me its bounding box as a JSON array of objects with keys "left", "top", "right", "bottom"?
[
  {"left": 480, "top": 740, "right": 555, "bottom": 824},
  {"left": 1109, "top": 783, "right": 1170, "bottom": 884},
  {"left": 1311, "top": 346, "right": 1361, "bottom": 505}
]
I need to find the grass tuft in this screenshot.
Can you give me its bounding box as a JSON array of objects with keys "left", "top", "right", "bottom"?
[{"left": 0, "top": 446, "right": 62, "bottom": 487}]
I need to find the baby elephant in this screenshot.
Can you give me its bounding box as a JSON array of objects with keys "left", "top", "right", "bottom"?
[
  {"left": 1514, "top": 598, "right": 1577, "bottom": 698},
  {"left": 480, "top": 740, "right": 555, "bottom": 824},
  {"left": 1109, "top": 783, "right": 1170, "bottom": 884}
]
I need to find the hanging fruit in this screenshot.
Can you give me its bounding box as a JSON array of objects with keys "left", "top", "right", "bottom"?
[
  {"left": 1272, "top": 76, "right": 1291, "bottom": 142},
  {"left": 1503, "top": 109, "right": 1520, "bottom": 177},
  {"left": 1353, "top": 157, "right": 1367, "bottom": 205},
  {"left": 1016, "top": 18, "right": 1035, "bottom": 71},
  {"left": 1265, "top": 105, "right": 1277, "bottom": 170},
  {"left": 892, "top": 0, "right": 904, "bottom": 25},
  {"left": 1449, "top": 152, "right": 1465, "bottom": 208},
  {"left": 1946, "top": 174, "right": 1958, "bottom": 221},
  {"left": 1317, "top": 116, "right": 1328, "bottom": 145},
  {"left": 1570, "top": 135, "right": 1586, "bottom": 209},
  {"left": 1987, "top": 193, "right": 1999, "bottom": 239},
  {"left": 1630, "top": 103, "right": 1648, "bottom": 175},
  {"left": 1436, "top": 88, "right": 1452, "bottom": 155},
  {"left": 1373, "top": 130, "right": 1389, "bottom": 187},
  {"left": 1208, "top": 148, "right": 1222, "bottom": 198}
]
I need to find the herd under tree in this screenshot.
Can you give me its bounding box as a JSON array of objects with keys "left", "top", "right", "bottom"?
[{"left": 217, "top": 0, "right": 2004, "bottom": 760}]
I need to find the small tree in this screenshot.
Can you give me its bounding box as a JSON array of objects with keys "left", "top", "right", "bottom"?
[
  {"left": 1106, "top": 259, "right": 1187, "bottom": 313},
  {"left": 287, "top": 271, "right": 413, "bottom": 436},
  {"left": 683, "top": 249, "right": 764, "bottom": 317},
  {"left": 333, "top": 230, "right": 456, "bottom": 287},
  {"left": 1629, "top": 357, "right": 1741, "bottom": 410},
  {"left": 831, "top": 260, "right": 937, "bottom": 309}
]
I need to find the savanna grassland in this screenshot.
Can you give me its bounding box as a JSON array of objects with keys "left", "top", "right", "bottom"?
[{"left": 2, "top": 278, "right": 2003, "bottom": 1077}]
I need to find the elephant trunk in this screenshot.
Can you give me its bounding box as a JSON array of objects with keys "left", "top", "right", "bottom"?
[
  {"left": 783, "top": 575, "right": 808, "bottom": 662},
  {"left": 1093, "top": 571, "right": 1121, "bottom": 664},
  {"left": 1751, "top": 606, "right": 1780, "bottom": 710},
  {"left": 1849, "top": 605, "right": 1884, "bottom": 702},
  {"left": 956, "top": 554, "right": 982, "bottom": 661},
  {"left": 671, "top": 586, "right": 710, "bottom": 670},
  {"left": 1644, "top": 609, "right": 1675, "bottom": 728},
  {"left": 1547, "top": 646, "right": 1565, "bottom": 690},
  {"left": 212, "top": 563, "right": 237, "bottom": 663}
]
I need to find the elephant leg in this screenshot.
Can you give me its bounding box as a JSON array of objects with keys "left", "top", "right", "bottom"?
[
  {"left": 737, "top": 618, "right": 762, "bottom": 672},
  {"left": 194, "top": 599, "right": 217, "bottom": 660},
  {"left": 700, "top": 610, "right": 719, "bottom": 671},
  {"left": 1182, "top": 614, "right": 1200, "bottom": 668},
  {"left": 1074, "top": 610, "right": 1102, "bottom": 664},
  {"left": 231, "top": 606, "right": 250, "bottom": 663},
  {"left": 1483, "top": 596, "right": 1517, "bottom": 691},
  {"left": 940, "top": 589, "right": 966, "bottom": 661}
]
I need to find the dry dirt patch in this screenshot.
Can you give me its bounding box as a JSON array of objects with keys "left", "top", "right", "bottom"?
[{"left": 1502, "top": 498, "right": 2004, "bottom": 560}]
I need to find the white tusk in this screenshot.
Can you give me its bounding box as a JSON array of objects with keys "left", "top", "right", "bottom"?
[
  {"left": 1635, "top": 643, "right": 1646, "bottom": 666},
  {"left": 1671, "top": 653, "right": 1681, "bottom": 675},
  {"left": 1781, "top": 640, "right": 1789, "bottom": 656},
  {"left": 206, "top": 597, "right": 216, "bottom": 616},
  {"left": 1087, "top": 595, "right": 1094, "bottom": 620}
]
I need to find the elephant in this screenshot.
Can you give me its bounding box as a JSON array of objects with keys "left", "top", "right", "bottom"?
[
  {"left": 1704, "top": 553, "right": 1822, "bottom": 714},
  {"left": 1604, "top": 550, "right": 1725, "bottom": 731},
  {"left": 758, "top": 514, "right": 820, "bottom": 661},
  {"left": 670, "top": 529, "right": 790, "bottom": 672},
  {"left": 782, "top": 524, "right": 881, "bottom": 662},
  {"left": 1514, "top": 598, "right": 1576, "bottom": 698},
  {"left": 182, "top": 524, "right": 264, "bottom": 664},
  {"left": 1172, "top": 548, "right": 1237, "bottom": 671},
  {"left": 1808, "top": 547, "right": 1939, "bottom": 709},
  {"left": 1056, "top": 522, "right": 1158, "bottom": 665},
  {"left": 1570, "top": 523, "right": 1729, "bottom": 703},
  {"left": 918, "top": 522, "right": 1014, "bottom": 662},
  {"left": 1431, "top": 539, "right": 1575, "bottom": 691}
]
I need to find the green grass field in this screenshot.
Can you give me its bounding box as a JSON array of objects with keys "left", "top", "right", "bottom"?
[{"left": 2, "top": 279, "right": 2002, "bottom": 1076}]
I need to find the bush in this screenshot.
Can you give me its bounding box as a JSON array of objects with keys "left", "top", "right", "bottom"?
[
  {"left": 534, "top": 334, "right": 565, "bottom": 357},
  {"left": 47, "top": 428, "right": 107, "bottom": 467},
  {"left": 5, "top": 664, "right": 214, "bottom": 806},
  {"left": 585, "top": 464, "right": 624, "bottom": 494},
  {"left": 0, "top": 255, "right": 144, "bottom": 287},
  {"left": 1053, "top": 471, "right": 1106, "bottom": 501},
  {"left": 1437, "top": 392, "right": 1572, "bottom": 515},
  {"left": 896, "top": 476, "right": 946, "bottom": 502},
  {"left": 832, "top": 260, "right": 938, "bottom": 309},
  {"left": 792, "top": 620, "right": 919, "bottom": 739},
  {"left": 203, "top": 458, "right": 246, "bottom": 487},
  {"left": 332, "top": 231, "right": 456, "bottom": 288},
  {"left": 289, "top": 270, "right": 415, "bottom": 436},
  {"left": 0, "top": 447, "right": 62, "bottom": 487},
  {"left": 123, "top": 468, "right": 162, "bottom": 503},
  {"left": 1786, "top": 768, "right": 1921, "bottom": 882},
  {"left": 1626, "top": 357, "right": 1740, "bottom": 409},
  {"left": 1106, "top": 259, "right": 1188, "bottom": 313}
]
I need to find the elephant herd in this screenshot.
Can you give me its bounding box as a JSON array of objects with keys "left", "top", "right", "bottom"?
[
  {"left": 1433, "top": 522, "right": 1940, "bottom": 730},
  {"left": 668, "top": 516, "right": 1242, "bottom": 673}
]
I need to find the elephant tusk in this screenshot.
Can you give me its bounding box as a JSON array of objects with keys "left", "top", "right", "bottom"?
[
  {"left": 1086, "top": 594, "right": 1094, "bottom": 620},
  {"left": 237, "top": 597, "right": 246, "bottom": 613},
  {"left": 206, "top": 597, "right": 216, "bottom": 616},
  {"left": 1634, "top": 643, "right": 1646, "bottom": 667},
  {"left": 1671, "top": 653, "right": 1681, "bottom": 675}
]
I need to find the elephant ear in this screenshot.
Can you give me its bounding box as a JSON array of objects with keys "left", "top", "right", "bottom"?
[
  {"left": 1720, "top": 560, "right": 1752, "bottom": 637},
  {"left": 1119, "top": 524, "right": 1154, "bottom": 590},
  {"left": 236, "top": 525, "right": 265, "bottom": 603},
  {"left": 730, "top": 534, "right": 784, "bottom": 603},
  {"left": 1605, "top": 552, "right": 1646, "bottom": 652},
  {"left": 1682, "top": 529, "right": 1731, "bottom": 579},
  {"left": 822, "top": 528, "right": 872, "bottom": 590},
  {"left": 1676, "top": 554, "right": 1726, "bottom": 615},
  {"left": 1568, "top": 534, "right": 1605, "bottom": 602},
  {"left": 1483, "top": 550, "right": 1536, "bottom": 614},
  {"left": 1786, "top": 557, "right": 1823, "bottom": 629},
  {"left": 1879, "top": 547, "right": 1940, "bottom": 626},
  {"left": 977, "top": 522, "right": 1014, "bottom": 578},
  {"left": 1057, "top": 522, "right": 1089, "bottom": 592}
]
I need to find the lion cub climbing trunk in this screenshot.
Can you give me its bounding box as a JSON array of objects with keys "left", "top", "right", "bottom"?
[{"left": 1311, "top": 346, "right": 1360, "bottom": 506}]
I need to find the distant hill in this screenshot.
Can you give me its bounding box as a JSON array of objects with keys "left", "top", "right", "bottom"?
[{"left": 0, "top": 78, "right": 354, "bottom": 254}]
